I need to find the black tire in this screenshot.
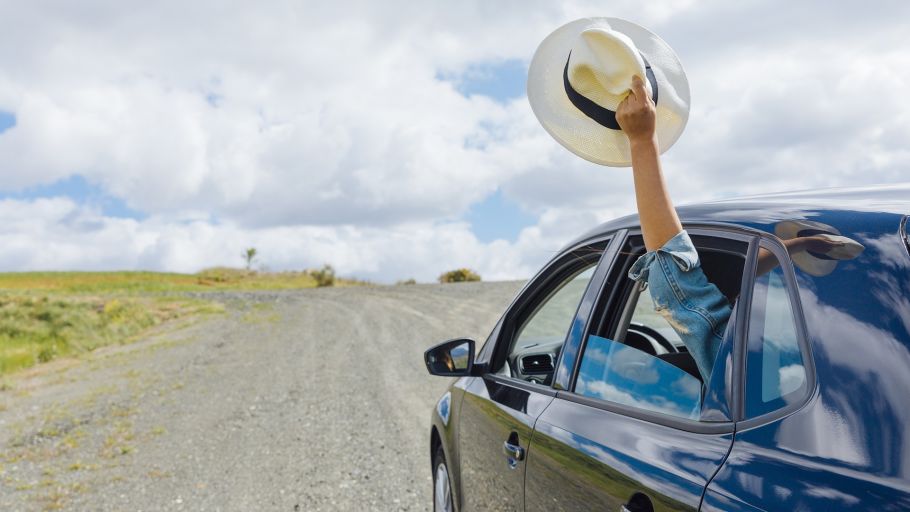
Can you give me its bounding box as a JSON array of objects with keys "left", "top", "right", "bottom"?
[{"left": 433, "top": 444, "right": 455, "bottom": 512}]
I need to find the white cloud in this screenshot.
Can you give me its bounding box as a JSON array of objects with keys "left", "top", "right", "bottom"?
[
  {"left": 0, "top": 1, "right": 909, "bottom": 279},
  {"left": 0, "top": 197, "right": 566, "bottom": 282}
]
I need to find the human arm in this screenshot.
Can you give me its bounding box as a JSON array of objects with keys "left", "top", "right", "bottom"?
[
  {"left": 616, "top": 75, "right": 682, "bottom": 251},
  {"left": 617, "top": 76, "right": 730, "bottom": 382}
]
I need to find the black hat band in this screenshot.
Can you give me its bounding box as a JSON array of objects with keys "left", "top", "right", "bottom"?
[{"left": 563, "top": 51, "right": 658, "bottom": 131}]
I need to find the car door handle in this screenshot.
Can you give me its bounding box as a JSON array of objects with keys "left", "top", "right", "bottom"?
[{"left": 502, "top": 441, "right": 525, "bottom": 462}]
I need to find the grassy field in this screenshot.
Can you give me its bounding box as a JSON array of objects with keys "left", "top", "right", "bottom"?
[
  {"left": 0, "top": 268, "right": 367, "bottom": 377},
  {"left": 0, "top": 267, "right": 366, "bottom": 294}
]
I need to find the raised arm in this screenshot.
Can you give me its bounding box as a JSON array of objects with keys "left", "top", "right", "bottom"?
[{"left": 616, "top": 75, "right": 682, "bottom": 251}]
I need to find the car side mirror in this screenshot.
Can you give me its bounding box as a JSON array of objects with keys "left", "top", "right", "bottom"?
[{"left": 424, "top": 338, "right": 475, "bottom": 377}]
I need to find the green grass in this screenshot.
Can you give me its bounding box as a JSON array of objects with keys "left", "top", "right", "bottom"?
[
  {"left": 0, "top": 268, "right": 369, "bottom": 377},
  {"left": 0, "top": 268, "right": 367, "bottom": 294},
  {"left": 0, "top": 294, "right": 219, "bottom": 376}
]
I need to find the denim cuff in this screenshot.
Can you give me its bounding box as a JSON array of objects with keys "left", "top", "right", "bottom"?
[{"left": 628, "top": 230, "right": 700, "bottom": 282}]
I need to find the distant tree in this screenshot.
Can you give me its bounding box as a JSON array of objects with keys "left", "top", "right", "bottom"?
[
  {"left": 438, "top": 268, "right": 481, "bottom": 283},
  {"left": 242, "top": 247, "right": 258, "bottom": 271},
  {"left": 310, "top": 264, "right": 336, "bottom": 287}
]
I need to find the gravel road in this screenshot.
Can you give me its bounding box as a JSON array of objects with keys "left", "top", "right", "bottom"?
[{"left": 0, "top": 281, "right": 524, "bottom": 511}]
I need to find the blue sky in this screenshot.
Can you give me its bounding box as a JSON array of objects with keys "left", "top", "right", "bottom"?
[
  {"left": 442, "top": 59, "right": 527, "bottom": 102},
  {"left": 0, "top": 110, "right": 15, "bottom": 134},
  {"left": 1, "top": 105, "right": 145, "bottom": 221},
  {"left": 465, "top": 188, "right": 537, "bottom": 243},
  {"left": 0, "top": 175, "right": 146, "bottom": 220},
  {"left": 446, "top": 59, "right": 538, "bottom": 243}
]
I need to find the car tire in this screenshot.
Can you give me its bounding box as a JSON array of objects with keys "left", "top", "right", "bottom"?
[{"left": 433, "top": 444, "right": 454, "bottom": 512}]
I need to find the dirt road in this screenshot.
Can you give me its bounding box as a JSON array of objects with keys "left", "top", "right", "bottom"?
[{"left": 0, "top": 281, "right": 523, "bottom": 511}]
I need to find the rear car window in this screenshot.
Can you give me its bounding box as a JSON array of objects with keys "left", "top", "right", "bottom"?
[{"left": 745, "top": 249, "right": 807, "bottom": 418}]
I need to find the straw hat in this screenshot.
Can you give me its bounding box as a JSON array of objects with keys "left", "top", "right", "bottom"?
[
  {"left": 528, "top": 17, "right": 690, "bottom": 167},
  {"left": 774, "top": 220, "right": 865, "bottom": 277}
]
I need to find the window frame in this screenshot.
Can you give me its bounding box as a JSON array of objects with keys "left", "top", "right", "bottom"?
[
  {"left": 557, "top": 224, "right": 760, "bottom": 434},
  {"left": 735, "top": 235, "right": 817, "bottom": 429},
  {"left": 901, "top": 215, "right": 910, "bottom": 258},
  {"left": 483, "top": 235, "right": 613, "bottom": 390}
]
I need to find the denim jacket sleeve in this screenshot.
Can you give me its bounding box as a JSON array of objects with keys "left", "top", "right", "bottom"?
[{"left": 628, "top": 230, "right": 732, "bottom": 382}]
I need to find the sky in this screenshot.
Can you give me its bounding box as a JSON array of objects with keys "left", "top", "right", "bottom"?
[{"left": 0, "top": 0, "right": 909, "bottom": 282}]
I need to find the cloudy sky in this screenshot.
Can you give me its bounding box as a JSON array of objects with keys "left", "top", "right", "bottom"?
[{"left": 1, "top": 0, "right": 908, "bottom": 282}]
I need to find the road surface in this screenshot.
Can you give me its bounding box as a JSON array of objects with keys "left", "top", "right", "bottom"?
[{"left": 0, "top": 281, "right": 523, "bottom": 511}]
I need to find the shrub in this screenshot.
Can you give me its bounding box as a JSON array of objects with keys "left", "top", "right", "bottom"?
[
  {"left": 396, "top": 278, "right": 417, "bottom": 285},
  {"left": 196, "top": 267, "right": 250, "bottom": 285},
  {"left": 310, "top": 265, "right": 336, "bottom": 287},
  {"left": 438, "top": 268, "right": 481, "bottom": 283}
]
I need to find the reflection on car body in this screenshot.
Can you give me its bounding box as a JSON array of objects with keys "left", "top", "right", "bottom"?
[{"left": 425, "top": 185, "right": 910, "bottom": 511}]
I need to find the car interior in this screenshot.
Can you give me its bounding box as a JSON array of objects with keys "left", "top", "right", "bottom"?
[
  {"left": 610, "top": 236, "right": 747, "bottom": 384},
  {"left": 500, "top": 264, "right": 598, "bottom": 386},
  {"left": 500, "top": 233, "right": 747, "bottom": 390}
]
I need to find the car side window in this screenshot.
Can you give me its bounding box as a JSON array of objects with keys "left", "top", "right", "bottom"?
[
  {"left": 573, "top": 233, "right": 747, "bottom": 422},
  {"left": 503, "top": 264, "right": 597, "bottom": 386},
  {"left": 745, "top": 247, "right": 807, "bottom": 418},
  {"left": 575, "top": 334, "right": 703, "bottom": 419}
]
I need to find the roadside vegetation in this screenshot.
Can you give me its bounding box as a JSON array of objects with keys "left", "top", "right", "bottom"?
[
  {"left": 0, "top": 294, "right": 218, "bottom": 375},
  {"left": 0, "top": 268, "right": 365, "bottom": 294},
  {"left": 0, "top": 266, "right": 367, "bottom": 376},
  {"left": 438, "top": 268, "right": 482, "bottom": 283}
]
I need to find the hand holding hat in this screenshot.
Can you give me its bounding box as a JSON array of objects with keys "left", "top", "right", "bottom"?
[
  {"left": 528, "top": 17, "right": 690, "bottom": 167},
  {"left": 616, "top": 75, "right": 657, "bottom": 145}
]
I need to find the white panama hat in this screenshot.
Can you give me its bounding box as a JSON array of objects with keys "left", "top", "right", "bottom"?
[
  {"left": 528, "top": 17, "right": 690, "bottom": 167},
  {"left": 774, "top": 220, "right": 865, "bottom": 277}
]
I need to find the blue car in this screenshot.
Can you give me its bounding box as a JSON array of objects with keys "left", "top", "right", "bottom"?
[{"left": 425, "top": 185, "right": 910, "bottom": 511}]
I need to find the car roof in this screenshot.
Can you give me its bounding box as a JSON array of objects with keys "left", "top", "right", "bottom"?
[{"left": 567, "top": 183, "right": 910, "bottom": 248}]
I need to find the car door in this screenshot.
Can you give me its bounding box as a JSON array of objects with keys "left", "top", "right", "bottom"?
[
  {"left": 702, "top": 234, "right": 910, "bottom": 511},
  {"left": 524, "top": 228, "right": 752, "bottom": 512},
  {"left": 456, "top": 235, "right": 617, "bottom": 511}
]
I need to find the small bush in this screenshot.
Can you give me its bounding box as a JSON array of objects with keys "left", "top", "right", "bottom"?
[
  {"left": 196, "top": 267, "right": 251, "bottom": 285},
  {"left": 310, "top": 265, "right": 336, "bottom": 287},
  {"left": 438, "top": 268, "right": 481, "bottom": 283},
  {"left": 396, "top": 278, "right": 417, "bottom": 285},
  {"left": 37, "top": 345, "right": 57, "bottom": 363}
]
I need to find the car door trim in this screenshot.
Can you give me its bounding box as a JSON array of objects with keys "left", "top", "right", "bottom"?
[
  {"left": 553, "top": 390, "right": 735, "bottom": 434},
  {"left": 486, "top": 374, "right": 559, "bottom": 397}
]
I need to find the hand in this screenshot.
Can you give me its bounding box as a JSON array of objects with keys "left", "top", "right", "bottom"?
[{"left": 616, "top": 75, "right": 656, "bottom": 144}]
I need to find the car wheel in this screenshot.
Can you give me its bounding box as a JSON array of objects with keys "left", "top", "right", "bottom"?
[{"left": 433, "top": 445, "right": 454, "bottom": 512}]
